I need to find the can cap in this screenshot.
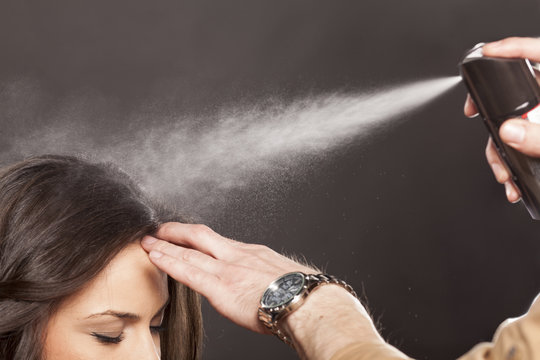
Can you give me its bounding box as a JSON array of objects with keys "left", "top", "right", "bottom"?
[{"left": 460, "top": 53, "right": 540, "bottom": 121}]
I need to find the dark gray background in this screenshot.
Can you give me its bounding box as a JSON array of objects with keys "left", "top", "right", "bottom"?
[{"left": 1, "top": 1, "right": 540, "bottom": 359}]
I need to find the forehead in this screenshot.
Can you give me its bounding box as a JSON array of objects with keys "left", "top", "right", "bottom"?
[{"left": 60, "top": 242, "right": 168, "bottom": 317}]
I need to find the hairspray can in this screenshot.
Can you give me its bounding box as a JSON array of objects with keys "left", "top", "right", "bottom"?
[{"left": 459, "top": 43, "right": 540, "bottom": 220}]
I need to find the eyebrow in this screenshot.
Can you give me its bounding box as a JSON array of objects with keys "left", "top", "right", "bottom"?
[{"left": 85, "top": 297, "right": 171, "bottom": 320}]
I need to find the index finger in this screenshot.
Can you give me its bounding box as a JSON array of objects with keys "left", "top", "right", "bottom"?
[
  {"left": 155, "top": 222, "right": 234, "bottom": 259},
  {"left": 483, "top": 37, "right": 540, "bottom": 63}
]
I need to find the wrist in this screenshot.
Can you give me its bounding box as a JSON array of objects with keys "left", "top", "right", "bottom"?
[{"left": 282, "top": 284, "right": 385, "bottom": 360}]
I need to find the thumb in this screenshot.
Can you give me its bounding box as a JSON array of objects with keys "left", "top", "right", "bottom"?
[{"left": 500, "top": 119, "right": 540, "bottom": 157}]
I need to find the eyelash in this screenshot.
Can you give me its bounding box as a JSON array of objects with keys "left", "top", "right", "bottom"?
[
  {"left": 91, "top": 326, "right": 166, "bottom": 345},
  {"left": 91, "top": 332, "right": 124, "bottom": 345}
]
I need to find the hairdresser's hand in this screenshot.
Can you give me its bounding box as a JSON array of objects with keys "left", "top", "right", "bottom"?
[
  {"left": 141, "top": 223, "right": 391, "bottom": 360},
  {"left": 465, "top": 37, "right": 540, "bottom": 203},
  {"left": 140, "top": 222, "right": 318, "bottom": 333}
]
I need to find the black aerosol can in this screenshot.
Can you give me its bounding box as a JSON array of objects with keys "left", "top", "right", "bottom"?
[{"left": 460, "top": 43, "right": 540, "bottom": 220}]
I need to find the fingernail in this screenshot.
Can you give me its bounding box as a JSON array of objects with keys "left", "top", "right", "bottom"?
[
  {"left": 501, "top": 122, "right": 525, "bottom": 144},
  {"left": 142, "top": 236, "right": 157, "bottom": 246},
  {"left": 482, "top": 41, "right": 503, "bottom": 55},
  {"left": 484, "top": 41, "right": 502, "bottom": 51},
  {"left": 150, "top": 250, "right": 163, "bottom": 259},
  {"left": 504, "top": 182, "right": 521, "bottom": 203},
  {"left": 504, "top": 182, "right": 511, "bottom": 197}
]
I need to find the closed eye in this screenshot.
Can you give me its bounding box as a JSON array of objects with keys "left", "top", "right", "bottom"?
[{"left": 91, "top": 332, "right": 124, "bottom": 344}]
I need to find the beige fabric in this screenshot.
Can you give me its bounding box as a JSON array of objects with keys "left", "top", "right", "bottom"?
[
  {"left": 331, "top": 294, "right": 540, "bottom": 360},
  {"left": 458, "top": 294, "right": 540, "bottom": 360}
]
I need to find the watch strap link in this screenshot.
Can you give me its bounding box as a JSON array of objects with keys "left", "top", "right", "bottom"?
[{"left": 307, "top": 273, "right": 358, "bottom": 299}]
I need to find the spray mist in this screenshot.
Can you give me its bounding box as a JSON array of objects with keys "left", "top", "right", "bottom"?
[{"left": 460, "top": 43, "right": 540, "bottom": 220}]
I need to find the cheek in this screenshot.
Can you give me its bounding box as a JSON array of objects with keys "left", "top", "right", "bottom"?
[
  {"left": 43, "top": 332, "right": 127, "bottom": 360},
  {"left": 43, "top": 316, "right": 117, "bottom": 360},
  {"left": 43, "top": 316, "right": 86, "bottom": 359},
  {"left": 44, "top": 315, "right": 163, "bottom": 360}
]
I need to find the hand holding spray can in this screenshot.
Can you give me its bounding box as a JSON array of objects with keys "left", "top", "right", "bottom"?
[{"left": 459, "top": 43, "right": 540, "bottom": 220}]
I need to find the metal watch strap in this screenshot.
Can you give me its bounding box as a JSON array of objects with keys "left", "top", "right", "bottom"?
[{"left": 258, "top": 273, "right": 358, "bottom": 347}]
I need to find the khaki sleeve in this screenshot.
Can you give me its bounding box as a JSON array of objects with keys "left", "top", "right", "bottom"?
[
  {"left": 458, "top": 294, "right": 540, "bottom": 360},
  {"left": 330, "top": 341, "right": 412, "bottom": 360},
  {"left": 330, "top": 294, "right": 540, "bottom": 360}
]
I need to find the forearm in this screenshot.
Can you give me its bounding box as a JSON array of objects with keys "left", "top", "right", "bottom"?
[{"left": 283, "top": 284, "right": 404, "bottom": 360}]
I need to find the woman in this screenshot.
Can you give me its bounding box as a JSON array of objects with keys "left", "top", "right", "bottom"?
[
  {"left": 0, "top": 155, "right": 202, "bottom": 359},
  {"left": 0, "top": 154, "right": 370, "bottom": 360}
]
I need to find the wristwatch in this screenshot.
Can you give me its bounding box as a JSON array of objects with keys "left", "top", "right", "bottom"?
[{"left": 257, "top": 272, "right": 358, "bottom": 346}]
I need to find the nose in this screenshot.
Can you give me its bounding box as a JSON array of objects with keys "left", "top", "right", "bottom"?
[{"left": 132, "top": 331, "right": 161, "bottom": 360}]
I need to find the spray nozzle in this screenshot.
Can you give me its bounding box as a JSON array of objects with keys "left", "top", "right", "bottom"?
[{"left": 464, "top": 42, "right": 486, "bottom": 59}]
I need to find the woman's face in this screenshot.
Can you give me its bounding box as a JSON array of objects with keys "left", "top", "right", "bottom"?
[{"left": 44, "top": 241, "right": 169, "bottom": 359}]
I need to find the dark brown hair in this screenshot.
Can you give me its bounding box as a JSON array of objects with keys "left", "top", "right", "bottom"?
[{"left": 0, "top": 155, "right": 202, "bottom": 360}]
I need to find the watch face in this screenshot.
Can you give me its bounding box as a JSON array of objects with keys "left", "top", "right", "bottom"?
[{"left": 261, "top": 272, "right": 305, "bottom": 308}]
